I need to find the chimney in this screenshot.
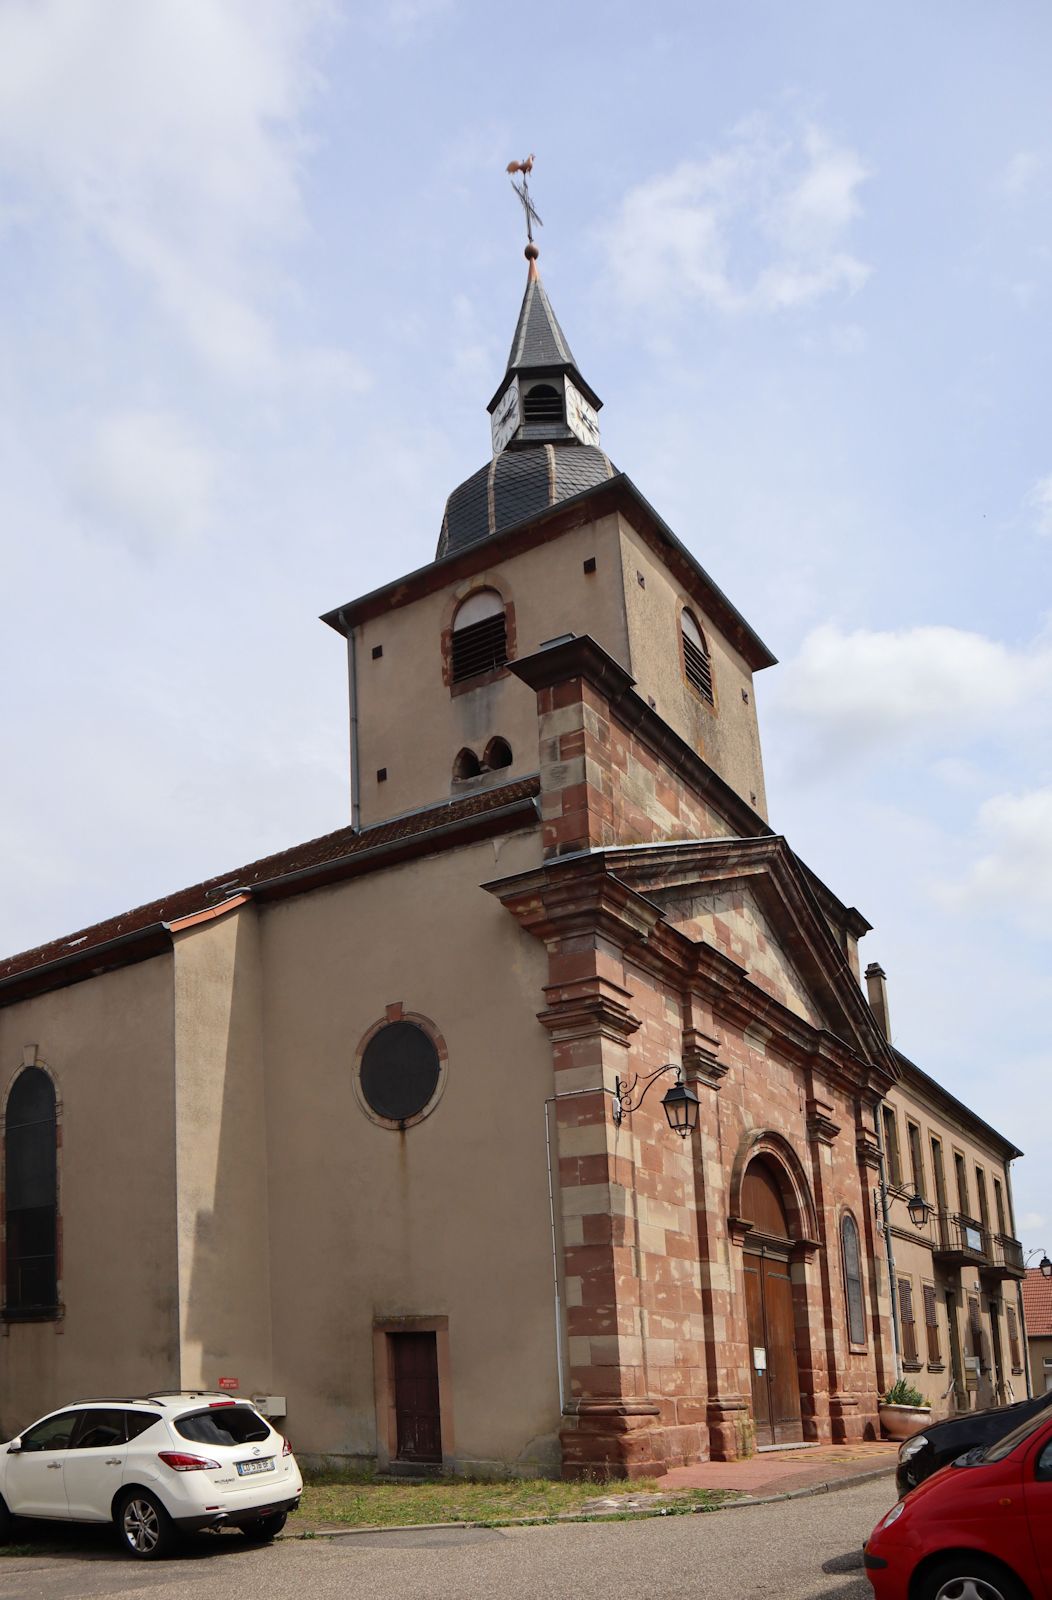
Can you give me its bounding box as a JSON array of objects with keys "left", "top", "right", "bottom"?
[{"left": 864, "top": 962, "right": 892, "bottom": 1041}]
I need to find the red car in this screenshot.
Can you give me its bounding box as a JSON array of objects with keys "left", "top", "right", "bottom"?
[{"left": 866, "top": 1407, "right": 1052, "bottom": 1600}]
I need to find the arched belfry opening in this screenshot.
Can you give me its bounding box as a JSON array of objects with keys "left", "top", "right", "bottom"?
[{"left": 735, "top": 1143, "right": 820, "bottom": 1449}]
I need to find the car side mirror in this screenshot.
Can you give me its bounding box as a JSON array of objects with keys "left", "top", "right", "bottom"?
[{"left": 6, "top": 1441, "right": 20, "bottom": 1454}]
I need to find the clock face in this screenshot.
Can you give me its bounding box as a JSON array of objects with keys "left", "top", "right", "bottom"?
[
  {"left": 491, "top": 380, "right": 520, "bottom": 454},
  {"left": 565, "top": 379, "right": 600, "bottom": 447}
]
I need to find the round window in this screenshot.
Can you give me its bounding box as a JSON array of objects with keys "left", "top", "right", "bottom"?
[{"left": 359, "top": 1021, "right": 442, "bottom": 1125}]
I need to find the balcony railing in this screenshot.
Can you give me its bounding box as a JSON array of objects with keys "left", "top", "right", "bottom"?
[
  {"left": 932, "top": 1211, "right": 989, "bottom": 1265},
  {"left": 980, "top": 1232, "right": 1026, "bottom": 1280}
]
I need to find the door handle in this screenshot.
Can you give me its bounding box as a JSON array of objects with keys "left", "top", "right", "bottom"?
[
  {"left": 46, "top": 1462, "right": 62, "bottom": 1470},
  {"left": 105, "top": 1458, "right": 122, "bottom": 1466}
]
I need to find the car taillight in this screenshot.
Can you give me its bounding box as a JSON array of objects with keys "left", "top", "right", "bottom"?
[
  {"left": 282, "top": 1437, "right": 293, "bottom": 1457},
  {"left": 158, "top": 1451, "right": 221, "bottom": 1472}
]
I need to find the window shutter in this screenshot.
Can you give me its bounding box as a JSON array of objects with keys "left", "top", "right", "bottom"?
[
  {"left": 898, "top": 1279, "right": 918, "bottom": 1362},
  {"left": 681, "top": 612, "right": 714, "bottom": 704},
  {"left": 923, "top": 1284, "right": 941, "bottom": 1363},
  {"left": 1007, "top": 1307, "right": 1021, "bottom": 1369},
  {"left": 451, "top": 612, "right": 508, "bottom": 683}
]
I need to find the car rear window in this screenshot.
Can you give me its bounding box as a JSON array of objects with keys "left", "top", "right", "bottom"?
[
  {"left": 175, "top": 1405, "right": 272, "bottom": 1447},
  {"left": 125, "top": 1412, "right": 161, "bottom": 1441}
]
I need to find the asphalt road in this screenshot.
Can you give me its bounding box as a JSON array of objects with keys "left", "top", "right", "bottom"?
[{"left": 0, "top": 1476, "right": 897, "bottom": 1600}]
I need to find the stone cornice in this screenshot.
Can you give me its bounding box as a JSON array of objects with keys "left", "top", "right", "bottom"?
[{"left": 484, "top": 851, "right": 897, "bottom": 1103}]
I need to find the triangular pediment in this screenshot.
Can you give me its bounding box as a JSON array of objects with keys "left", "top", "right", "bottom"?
[{"left": 603, "top": 837, "right": 894, "bottom": 1067}]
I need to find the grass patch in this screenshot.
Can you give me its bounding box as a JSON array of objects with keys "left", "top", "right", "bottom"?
[{"left": 294, "top": 1466, "right": 734, "bottom": 1530}]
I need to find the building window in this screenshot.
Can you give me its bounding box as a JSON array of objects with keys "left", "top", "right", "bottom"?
[
  {"left": 993, "top": 1177, "right": 1007, "bottom": 1237},
  {"left": 967, "top": 1294, "right": 984, "bottom": 1368},
  {"left": 898, "top": 1278, "right": 919, "bottom": 1364},
  {"left": 907, "top": 1122, "right": 925, "bottom": 1197},
  {"left": 954, "top": 1152, "right": 970, "bottom": 1217},
  {"left": 355, "top": 1014, "right": 446, "bottom": 1131},
  {"left": 882, "top": 1107, "right": 903, "bottom": 1187},
  {"left": 4, "top": 1067, "right": 58, "bottom": 1318},
  {"left": 453, "top": 747, "right": 482, "bottom": 781},
  {"left": 976, "top": 1167, "right": 990, "bottom": 1234},
  {"left": 840, "top": 1213, "right": 866, "bottom": 1345},
  {"left": 681, "top": 610, "right": 714, "bottom": 704},
  {"left": 483, "top": 736, "right": 512, "bottom": 770},
  {"left": 923, "top": 1284, "right": 942, "bottom": 1364},
  {"left": 451, "top": 590, "right": 508, "bottom": 685}
]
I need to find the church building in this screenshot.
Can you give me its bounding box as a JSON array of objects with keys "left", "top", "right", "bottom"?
[{"left": 0, "top": 234, "right": 1028, "bottom": 1477}]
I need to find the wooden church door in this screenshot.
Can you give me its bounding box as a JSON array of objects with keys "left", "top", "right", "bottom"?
[
  {"left": 392, "top": 1332, "right": 443, "bottom": 1463},
  {"left": 742, "top": 1159, "right": 804, "bottom": 1446}
]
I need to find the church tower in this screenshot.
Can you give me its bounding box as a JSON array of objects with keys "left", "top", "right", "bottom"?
[{"left": 323, "top": 236, "right": 775, "bottom": 842}]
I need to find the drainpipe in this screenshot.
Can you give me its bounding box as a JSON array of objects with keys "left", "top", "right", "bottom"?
[
  {"left": 874, "top": 1103, "right": 903, "bottom": 1383},
  {"left": 341, "top": 612, "right": 361, "bottom": 833},
  {"left": 865, "top": 964, "right": 902, "bottom": 1384}
]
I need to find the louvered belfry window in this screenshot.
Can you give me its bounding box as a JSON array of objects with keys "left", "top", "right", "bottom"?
[
  {"left": 841, "top": 1213, "right": 866, "bottom": 1345},
  {"left": 681, "top": 610, "right": 714, "bottom": 704},
  {"left": 451, "top": 590, "right": 508, "bottom": 685}
]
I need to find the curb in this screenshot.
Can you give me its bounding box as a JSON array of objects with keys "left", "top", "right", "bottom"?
[
  {"left": 284, "top": 1464, "right": 896, "bottom": 1540},
  {"left": 720, "top": 1464, "right": 896, "bottom": 1508}
]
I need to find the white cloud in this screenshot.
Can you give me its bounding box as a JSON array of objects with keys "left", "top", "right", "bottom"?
[
  {"left": 1027, "top": 475, "right": 1052, "bottom": 537},
  {"left": 774, "top": 622, "right": 1052, "bottom": 748},
  {"left": 0, "top": 0, "right": 357, "bottom": 387},
  {"left": 1001, "top": 150, "right": 1046, "bottom": 200},
  {"left": 941, "top": 787, "right": 1052, "bottom": 928},
  {"left": 74, "top": 411, "right": 217, "bottom": 553},
  {"left": 601, "top": 117, "right": 870, "bottom": 315}
]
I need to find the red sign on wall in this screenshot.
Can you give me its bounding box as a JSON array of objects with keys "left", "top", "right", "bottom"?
[{"left": 217, "top": 1377, "right": 240, "bottom": 1391}]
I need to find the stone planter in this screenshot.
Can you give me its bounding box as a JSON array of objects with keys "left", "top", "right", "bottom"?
[{"left": 878, "top": 1403, "right": 931, "bottom": 1442}]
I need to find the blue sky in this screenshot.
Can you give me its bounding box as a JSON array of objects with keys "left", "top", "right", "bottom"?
[{"left": 1, "top": 1, "right": 1050, "bottom": 1252}]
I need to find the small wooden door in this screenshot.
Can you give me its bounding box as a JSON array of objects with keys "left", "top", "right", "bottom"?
[
  {"left": 745, "top": 1250, "right": 803, "bottom": 1445},
  {"left": 392, "top": 1333, "right": 442, "bottom": 1463}
]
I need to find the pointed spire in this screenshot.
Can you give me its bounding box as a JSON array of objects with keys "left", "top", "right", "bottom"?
[{"left": 505, "top": 255, "right": 577, "bottom": 373}]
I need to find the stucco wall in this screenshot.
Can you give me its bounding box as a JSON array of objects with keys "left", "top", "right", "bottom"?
[
  {"left": 353, "top": 514, "right": 630, "bottom": 828},
  {"left": 259, "top": 829, "right": 560, "bottom": 1472},
  {"left": 173, "top": 908, "right": 273, "bottom": 1397},
  {"left": 0, "top": 956, "right": 178, "bottom": 1434},
  {"left": 881, "top": 1079, "right": 1024, "bottom": 1419},
  {"left": 617, "top": 519, "right": 769, "bottom": 819},
  {"left": 1029, "top": 1335, "right": 1052, "bottom": 1395}
]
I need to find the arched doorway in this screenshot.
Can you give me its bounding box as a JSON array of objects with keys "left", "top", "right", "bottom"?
[{"left": 741, "top": 1157, "right": 804, "bottom": 1446}]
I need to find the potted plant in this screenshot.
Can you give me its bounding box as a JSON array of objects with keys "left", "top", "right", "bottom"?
[{"left": 879, "top": 1378, "right": 932, "bottom": 1441}]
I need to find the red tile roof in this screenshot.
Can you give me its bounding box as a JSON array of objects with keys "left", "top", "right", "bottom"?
[
  {"left": 0, "top": 778, "right": 540, "bottom": 991},
  {"left": 1023, "top": 1268, "right": 1052, "bottom": 1338}
]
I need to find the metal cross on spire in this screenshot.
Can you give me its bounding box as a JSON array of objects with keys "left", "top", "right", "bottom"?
[{"left": 507, "top": 153, "right": 543, "bottom": 251}]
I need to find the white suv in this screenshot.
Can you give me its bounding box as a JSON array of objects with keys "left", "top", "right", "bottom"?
[{"left": 0, "top": 1393, "right": 302, "bottom": 1559}]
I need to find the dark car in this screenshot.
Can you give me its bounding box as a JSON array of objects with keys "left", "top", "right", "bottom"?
[{"left": 896, "top": 1387, "right": 1052, "bottom": 1495}]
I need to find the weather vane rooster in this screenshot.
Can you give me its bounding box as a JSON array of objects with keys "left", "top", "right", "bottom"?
[{"left": 507, "top": 153, "right": 542, "bottom": 248}]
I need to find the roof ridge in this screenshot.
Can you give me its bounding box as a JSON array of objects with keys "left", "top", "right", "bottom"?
[{"left": 0, "top": 778, "right": 541, "bottom": 982}]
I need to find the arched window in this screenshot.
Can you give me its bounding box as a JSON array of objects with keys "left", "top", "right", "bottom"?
[
  {"left": 841, "top": 1212, "right": 866, "bottom": 1345},
  {"left": 483, "top": 736, "right": 512, "bottom": 770},
  {"left": 451, "top": 590, "right": 508, "bottom": 684},
  {"left": 522, "top": 382, "right": 563, "bottom": 423},
  {"left": 5, "top": 1067, "right": 58, "bottom": 1317},
  {"left": 681, "top": 610, "right": 714, "bottom": 705},
  {"left": 453, "top": 748, "right": 482, "bottom": 781}
]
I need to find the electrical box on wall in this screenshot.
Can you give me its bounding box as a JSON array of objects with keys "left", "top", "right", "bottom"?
[{"left": 253, "top": 1395, "right": 287, "bottom": 1418}]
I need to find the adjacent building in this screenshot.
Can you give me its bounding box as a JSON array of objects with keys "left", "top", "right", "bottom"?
[
  {"left": 1023, "top": 1269, "right": 1052, "bottom": 1397},
  {"left": 0, "top": 241, "right": 1028, "bottom": 1475}
]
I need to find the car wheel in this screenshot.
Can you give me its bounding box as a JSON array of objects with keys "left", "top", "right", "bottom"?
[
  {"left": 917, "top": 1555, "right": 1029, "bottom": 1600},
  {"left": 241, "top": 1510, "right": 288, "bottom": 1542},
  {"left": 117, "top": 1490, "right": 177, "bottom": 1560}
]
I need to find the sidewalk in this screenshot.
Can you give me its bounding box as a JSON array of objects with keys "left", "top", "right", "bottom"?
[{"left": 663, "top": 1440, "right": 899, "bottom": 1500}]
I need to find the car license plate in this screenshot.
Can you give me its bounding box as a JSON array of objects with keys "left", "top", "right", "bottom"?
[{"left": 236, "top": 1458, "right": 275, "bottom": 1476}]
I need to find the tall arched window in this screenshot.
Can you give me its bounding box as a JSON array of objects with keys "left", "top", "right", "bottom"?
[
  {"left": 840, "top": 1212, "right": 866, "bottom": 1345},
  {"left": 5, "top": 1067, "right": 58, "bottom": 1317},
  {"left": 681, "top": 610, "right": 714, "bottom": 705},
  {"left": 451, "top": 590, "right": 508, "bottom": 684}
]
